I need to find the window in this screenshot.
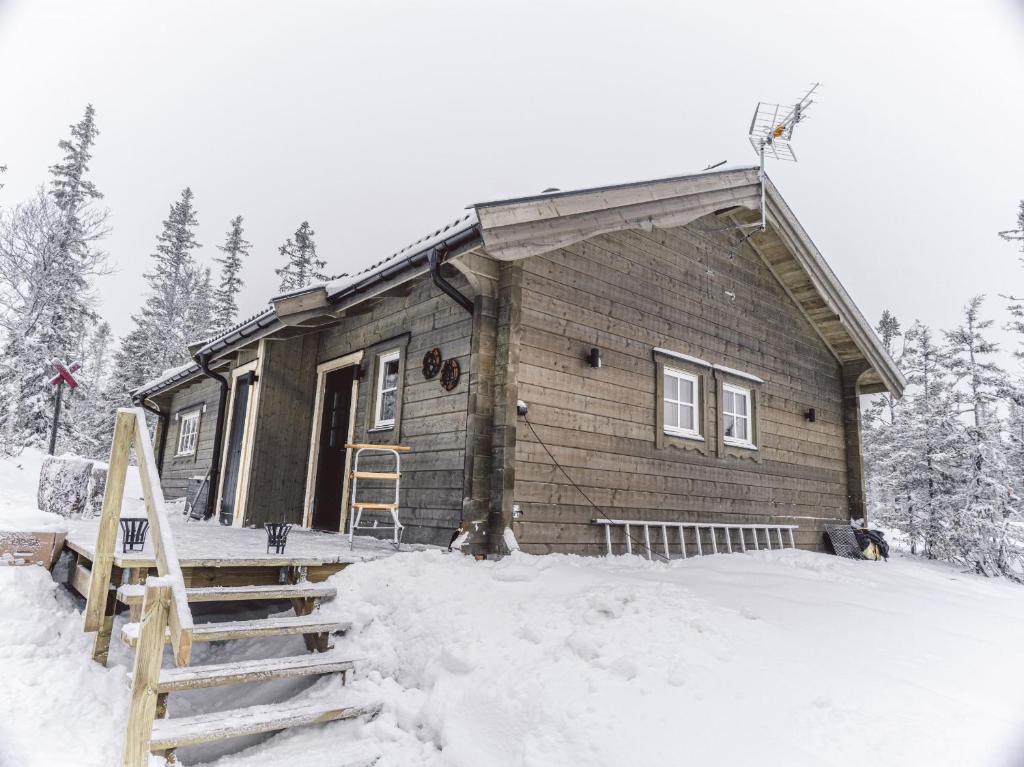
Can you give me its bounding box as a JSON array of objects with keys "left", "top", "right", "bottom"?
[
  {"left": 722, "top": 383, "right": 754, "bottom": 448},
  {"left": 663, "top": 367, "right": 701, "bottom": 439},
  {"left": 373, "top": 350, "right": 401, "bottom": 429},
  {"left": 176, "top": 411, "right": 200, "bottom": 456}
]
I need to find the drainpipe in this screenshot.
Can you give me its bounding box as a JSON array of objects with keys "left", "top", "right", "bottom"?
[
  {"left": 195, "top": 351, "right": 230, "bottom": 523},
  {"left": 428, "top": 246, "right": 474, "bottom": 314},
  {"left": 134, "top": 398, "right": 170, "bottom": 476}
]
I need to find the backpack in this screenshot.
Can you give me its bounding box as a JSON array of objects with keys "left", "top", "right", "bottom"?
[{"left": 854, "top": 529, "right": 889, "bottom": 561}]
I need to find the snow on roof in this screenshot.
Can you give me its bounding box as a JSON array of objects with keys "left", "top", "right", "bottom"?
[
  {"left": 191, "top": 305, "right": 276, "bottom": 351},
  {"left": 474, "top": 165, "right": 760, "bottom": 209},
  {"left": 133, "top": 360, "right": 200, "bottom": 395},
  {"left": 268, "top": 211, "right": 480, "bottom": 304},
  {"left": 326, "top": 211, "right": 479, "bottom": 297}
]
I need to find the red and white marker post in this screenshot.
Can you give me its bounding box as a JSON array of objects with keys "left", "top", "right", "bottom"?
[{"left": 48, "top": 359, "right": 81, "bottom": 455}]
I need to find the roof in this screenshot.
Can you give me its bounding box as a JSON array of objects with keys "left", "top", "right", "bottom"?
[
  {"left": 137, "top": 166, "right": 904, "bottom": 399},
  {"left": 272, "top": 211, "right": 480, "bottom": 303}
]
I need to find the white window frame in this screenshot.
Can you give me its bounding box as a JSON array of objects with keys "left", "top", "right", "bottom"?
[
  {"left": 722, "top": 382, "right": 755, "bottom": 449},
  {"left": 175, "top": 410, "right": 200, "bottom": 456},
  {"left": 372, "top": 350, "right": 401, "bottom": 430},
  {"left": 662, "top": 366, "right": 702, "bottom": 440}
]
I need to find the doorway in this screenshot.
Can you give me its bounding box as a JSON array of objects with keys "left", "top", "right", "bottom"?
[
  {"left": 310, "top": 364, "right": 356, "bottom": 531},
  {"left": 219, "top": 370, "right": 255, "bottom": 526}
]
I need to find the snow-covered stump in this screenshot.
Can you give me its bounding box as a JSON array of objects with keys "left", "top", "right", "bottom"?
[{"left": 37, "top": 455, "right": 95, "bottom": 518}]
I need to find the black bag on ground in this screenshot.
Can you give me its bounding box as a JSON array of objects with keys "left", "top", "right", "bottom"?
[{"left": 854, "top": 528, "right": 889, "bottom": 561}]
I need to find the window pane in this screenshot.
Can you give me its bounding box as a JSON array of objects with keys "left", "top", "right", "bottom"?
[
  {"left": 680, "top": 404, "right": 694, "bottom": 430},
  {"left": 664, "top": 401, "right": 679, "bottom": 429},
  {"left": 664, "top": 372, "right": 678, "bottom": 402},
  {"left": 380, "top": 389, "right": 396, "bottom": 422},
  {"left": 735, "top": 416, "right": 748, "bottom": 440},
  {"left": 735, "top": 393, "right": 748, "bottom": 416},
  {"left": 724, "top": 414, "right": 735, "bottom": 438},
  {"left": 679, "top": 378, "right": 694, "bottom": 405},
  {"left": 724, "top": 390, "right": 734, "bottom": 413},
  {"left": 383, "top": 358, "right": 399, "bottom": 390}
]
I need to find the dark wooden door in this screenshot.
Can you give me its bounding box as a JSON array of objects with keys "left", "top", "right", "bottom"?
[
  {"left": 219, "top": 372, "right": 254, "bottom": 526},
  {"left": 312, "top": 366, "right": 355, "bottom": 531}
]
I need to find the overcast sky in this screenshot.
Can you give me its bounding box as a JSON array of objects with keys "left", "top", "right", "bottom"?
[{"left": 1, "top": 1, "right": 1023, "bottom": 361}]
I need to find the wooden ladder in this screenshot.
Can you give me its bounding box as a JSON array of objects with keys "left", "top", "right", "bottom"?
[
  {"left": 345, "top": 443, "right": 410, "bottom": 547},
  {"left": 84, "top": 409, "right": 379, "bottom": 766}
]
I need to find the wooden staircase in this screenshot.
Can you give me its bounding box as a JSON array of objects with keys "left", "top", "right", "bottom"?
[{"left": 83, "top": 409, "right": 380, "bottom": 766}]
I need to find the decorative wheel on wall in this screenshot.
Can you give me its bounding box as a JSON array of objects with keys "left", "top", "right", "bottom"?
[
  {"left": 422, "top": 348, "right": 442, "bottom": 379},
  {"left": 440, "top": 358, "right": 461, "bottom": 391}
]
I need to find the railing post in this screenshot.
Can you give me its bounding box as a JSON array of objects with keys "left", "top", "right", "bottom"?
[
  {"left": 84, "top": 409, "right": 135, "bottom": 635},
  {"left": 122, "top": 579, "right": 171, "bottom": 767}
]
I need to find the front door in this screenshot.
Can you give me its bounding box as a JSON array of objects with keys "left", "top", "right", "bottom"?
[
  {"left": 311, "top": 365, "right": 355, "bottom": 531},
  {"left": 219, "top": 371, "right": 254, "bottom": 526}
]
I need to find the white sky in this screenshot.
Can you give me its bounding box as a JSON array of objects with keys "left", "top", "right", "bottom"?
[{"left": 1, "top": 0, "right": 1023, "bottom": 360}]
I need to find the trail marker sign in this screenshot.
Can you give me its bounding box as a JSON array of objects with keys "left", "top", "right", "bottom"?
[{"left": 48, "top": 359, "right": 81, "bottom": 454}]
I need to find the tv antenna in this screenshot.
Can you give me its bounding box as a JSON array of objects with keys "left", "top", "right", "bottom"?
[{"left": 746, "top": 83, "right": 820, "bottom": 230}]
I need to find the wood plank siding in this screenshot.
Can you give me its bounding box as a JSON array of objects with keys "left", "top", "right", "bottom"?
[
  {"left": 510, "top": 220, "right": 850, "bottom": 555},
  {"left": 309, "top": 274, "right": 475, "bottom": 545},
  {"left": 155, "top": 376, "right": 223, "bottom": 500}
]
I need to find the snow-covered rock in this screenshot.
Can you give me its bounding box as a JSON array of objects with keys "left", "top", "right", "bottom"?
[{"left": 37, "top": 454, "right": 94, "bottom": 518}]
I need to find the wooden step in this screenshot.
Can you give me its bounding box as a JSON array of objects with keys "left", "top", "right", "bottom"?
[
  {"left": 122, "top": 615, "right": 350, "bottom": 647},
  {"left": 140, "top": 652, "right": 356, "bottom": 692},
  {"left": 148, "top": 699, "right": 381, "bottom": 749},
  {"left": 350, "top": 471, "right": 400, "bottom": 480},
  {"left": 116, "top": 582, "right": 337, "bottom": 607},
  {"left": 352, "top": 502, "right": 399, "bottom": 510}
]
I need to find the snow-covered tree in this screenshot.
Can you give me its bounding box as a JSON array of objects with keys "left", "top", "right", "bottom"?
[
  {"left": 275, "top": 221, "right": 327, "bottom": 293},
  {"left": 213, "top": 215, "right": 250, "bottom": 329},
  {"left": 67, "top": 321, "right": 120, "bottom": 457},
  {"left": 944, "top": 296, "right": 1003, "bottom": 428},
  {"left": 0, "top": 106, "right": 109, "bottom": 453},
  {"left": 114, "top": 187, "right": 209, "bottom": 397}
]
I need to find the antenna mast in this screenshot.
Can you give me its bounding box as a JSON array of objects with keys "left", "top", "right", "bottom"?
[{"left": 747, "top": 83, "right": 820, "bottom": 230}]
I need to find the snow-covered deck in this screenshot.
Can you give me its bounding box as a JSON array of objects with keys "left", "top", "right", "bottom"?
[{"left": 65, "top": 517, "right": 405, "bottom": 569}]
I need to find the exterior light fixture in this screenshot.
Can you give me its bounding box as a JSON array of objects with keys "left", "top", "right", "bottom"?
[{"left": 586, "top": 347, "right": 602, "bottom": 369}]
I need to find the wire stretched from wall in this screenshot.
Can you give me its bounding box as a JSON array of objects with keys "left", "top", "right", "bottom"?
[{"left": 520, "top": 413, "right": 672, "bottom": 563}]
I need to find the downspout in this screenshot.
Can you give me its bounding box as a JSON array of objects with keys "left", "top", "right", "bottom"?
[
  {"left": 134, "top": 398, "right": 170, "bottom": 477},
  {"left": 428, "top": 246, "right": 475, "bottom": 314},
  {"left": 195, "top": 351, "right": 230, "bottom": 523}
]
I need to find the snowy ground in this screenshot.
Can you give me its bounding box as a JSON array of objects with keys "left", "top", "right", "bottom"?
[{"left": 2, "top": 452, "right": 1024, "bottom": 766}]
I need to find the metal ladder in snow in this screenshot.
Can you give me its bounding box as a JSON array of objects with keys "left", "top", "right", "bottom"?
[
  {"left": 346, "top": 443, "right": 410, "bottom": 547},
  {"left": 593, "top": 519, "right": 799, "bottom": 560}
]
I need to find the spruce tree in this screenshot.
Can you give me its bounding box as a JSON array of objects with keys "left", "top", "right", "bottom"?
[
  {"left": 944, "top": 296, "right": 1002, "bottom": 428},
  {"left": 114, "top": 187, "right": 206, "bottom": 396},
  {"left": 275, "top": 221, "right": 327, "bottom": 292},
  {"left": 0, "top": 106, "right": 109, "bottom": 452},
  {"left": 213, "top": 215, "right": 250, "bottom": 329}
]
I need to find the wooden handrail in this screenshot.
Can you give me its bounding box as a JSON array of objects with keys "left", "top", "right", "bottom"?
[{"left": 84, "top": 408, "right": 194, "bottom": 666}]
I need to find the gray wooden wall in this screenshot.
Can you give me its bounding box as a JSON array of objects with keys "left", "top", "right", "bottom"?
[
  {"left": 244, "top": 334, "right": 320, "bottom": 527},
  {"left": 309, "top": 274, "right": 475, "bottom": 545},
  {"left": 156, "top": 376, "right": 223, "bottom": 500},
  {"left": 510, "top": 220, "right": 850, "bottom": 555}
]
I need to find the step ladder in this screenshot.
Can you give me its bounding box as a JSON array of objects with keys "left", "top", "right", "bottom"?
[{"left": 345, "top": 443, "right": 410, "bottom": 548}]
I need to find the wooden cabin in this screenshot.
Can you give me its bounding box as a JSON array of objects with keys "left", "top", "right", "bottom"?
[{"left": 133, "top": 167, "right": 904, "bottom": 557}]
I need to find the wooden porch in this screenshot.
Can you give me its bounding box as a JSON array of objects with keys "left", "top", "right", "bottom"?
[{"left": 64, "top": 515, "right": 400, "bottom": 593}]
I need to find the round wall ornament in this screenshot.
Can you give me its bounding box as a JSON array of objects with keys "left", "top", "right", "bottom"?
[
  {"left": 422, "top": 348, "right": 442, "bottom": 379},
  {"left": 440, "top": 358, "right": 461, "bottom": 391}
]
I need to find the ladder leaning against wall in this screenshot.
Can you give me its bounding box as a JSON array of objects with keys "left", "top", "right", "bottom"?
[{"left": 345, "top": 442, "right": 410, "bottom": 547}]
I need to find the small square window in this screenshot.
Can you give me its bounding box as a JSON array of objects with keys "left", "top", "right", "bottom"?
[
  {"left": 722, "top": 383, "right": 754, "bottom": 448},
  {"left": 663, "top": 367, "right": 700, "bottom": 440},
  {"left": 176, "top": 411, "right": 200, "bottom": 456},
  {"left": 373, "top": 350, "right": 401, "bottom": 429}
]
